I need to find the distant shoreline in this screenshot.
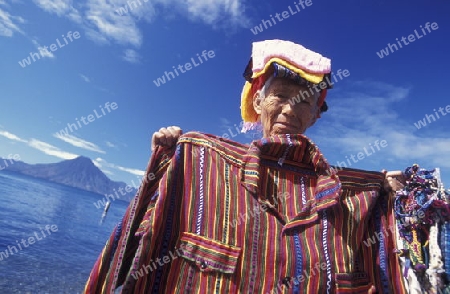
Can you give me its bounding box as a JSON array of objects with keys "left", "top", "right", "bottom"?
[{"left": 0, "top": 169, "right": 131, "bottom": 203}]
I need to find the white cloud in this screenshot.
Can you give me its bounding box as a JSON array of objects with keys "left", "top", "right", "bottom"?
[
  {"left": 53, "top": 133, "right": 105, "bottom": 153},
  {"left": 102, "top": 169, "right": 114, "bottom": 175},
  {"left": 28, "top": 139, "right": 79, "bottom": 160},
  {"left": 31, "top": 39, "right": 55, "bottom": 58},
  {"left": 93, "top": 157, "right": 102, "bottom": 168},
  {"left": 32, "top": 0, "right": 134, "bottom": 45},
  {"left": 80, "top": 74, "right": 91, "bottom": 83},
  {"left": 105, "top": 141, "right": 116, "bottom": 148},
  {"left": 94, "top": 157, "right": 145, "bottom": 176},
  {"left": 32, "top": 0, "right": 69, "bottom": 15},
  {"left": 0, "top": 130, "right": 28, "bottom": 142},
  {"left": 184, "top": 0, "right": 248, "bottom": 27},
  {"left": 0, "top": 130, "right": 134, "bottom": 175},
  {"left": 30, "top": 0, "right": 248, "bottom": 48},
  {"left": 83, "top": 26, "right": 109, "bottom": 44},
  {"left": 122, "top": 48, "right": 140, "bottom": 63},
  {"left": 311, "top": 81, "right": 450, "bottom": 171},
  {"left": 110, "top": 0, "right": 157, "bottom": 20},
  {"left": 32, "top": 0, "right": 78, "bottom": 17},
  {"left": 84, "top": 0, "right": 142, "bottom": 46},
  {"left": 115, "top": 165, "right": 145, "bottom": 176},
  {"left": 0, "top": 6, "right": 24, "bottom": 37}
]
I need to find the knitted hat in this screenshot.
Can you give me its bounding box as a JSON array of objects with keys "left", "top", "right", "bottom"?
[{"left": 240, "top": 40, "right": 332, "bottom": 133}]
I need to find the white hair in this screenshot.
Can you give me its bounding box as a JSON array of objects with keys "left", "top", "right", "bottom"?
[
  {"left": 261, "top": 76, "right": 323, "bottom": 105},
  {"left": 258, "top": 75, "right": 275, "bottom": 99}
]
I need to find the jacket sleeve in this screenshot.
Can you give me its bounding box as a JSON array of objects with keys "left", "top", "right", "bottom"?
[
  {"left": 83, "top": 145, "right": 176, "bottom": 294},
  {"left": 364, "top": 187, "right": 407, "bottom": 293}
]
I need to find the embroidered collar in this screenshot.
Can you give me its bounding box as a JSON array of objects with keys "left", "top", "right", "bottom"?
[
  {"left": 241, "top": 134, "right": 342, "bottom": 228},
  {"left": 241, "top": 134, "right": 334, "bottom": 188}
]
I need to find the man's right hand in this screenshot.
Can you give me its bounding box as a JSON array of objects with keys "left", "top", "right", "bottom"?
[
  {"left": 382, "top": 170, "right": 406, "bottom": 193},
  {"left": 151, "top": 126, "right": 183, "bottom": 152}
]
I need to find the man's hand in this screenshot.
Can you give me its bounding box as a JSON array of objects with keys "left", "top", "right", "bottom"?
[
  {"left": 151, "top": 126, "right": 183, "bottom": 152},
  {"left": 382, "top": 170, "right": 406, "bottom": 192}
]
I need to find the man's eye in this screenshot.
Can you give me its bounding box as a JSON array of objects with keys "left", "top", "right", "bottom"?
[{"left": 275, "top": 93, "right": 288, "bottom": 99}]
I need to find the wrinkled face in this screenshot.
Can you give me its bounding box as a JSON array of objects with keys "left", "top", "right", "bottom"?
[{"left": 253, "top": 77, "right": 320, "bottom": 137}]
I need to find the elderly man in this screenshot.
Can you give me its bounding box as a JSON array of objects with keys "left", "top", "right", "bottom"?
[{"left": 85, "top": 40, "right": 406, "bottom": 293}]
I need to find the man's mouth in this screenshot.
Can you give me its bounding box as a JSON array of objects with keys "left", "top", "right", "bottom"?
[
  {"left": 273, "top": 122, "right": 300, "bottom": 132},
  {"left": 275, "top": 122, "right": 297, "bottom": 128}
]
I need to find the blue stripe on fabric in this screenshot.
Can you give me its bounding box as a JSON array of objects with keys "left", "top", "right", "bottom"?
[
  {"left": 293, "top": 232, "right": 302, "bottom": 294},
  {"left": 315, "top": 185, "right": 340, "bottom": 200},
  {"left": 374, "top": 203, "right": 389, "bottom": 293},
  {"left": 195, "top": 147, "right": 205, "bottom": 235},
  {"left": 441, "top": 222, "right": 450, "bottom": 281},
  {"left": 152, "top": 144, "right": 182, "bottom": 293},
  {"left": 109, "top": 218, "right": 123, "bottom": 266},
  {"left": 244, "top": 171, "right": 258, "bottom": 176},
  {"left": 321, "top": 211, "right": 332, "bottom": 294},
  {"left": 150, "top": 191, "right": 159, "bottom": 201}
]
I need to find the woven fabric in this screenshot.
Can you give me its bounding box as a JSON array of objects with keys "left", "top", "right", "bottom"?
[
  {"left": 84, "top": 132, "right": 407, "bottom": 293},
  {"left": 252, "top": 40, "right": 331, "bottom": 74}
]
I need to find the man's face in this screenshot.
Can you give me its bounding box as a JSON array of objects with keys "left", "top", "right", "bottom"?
[{"left": 253, "top": 77, "right": 320, "bottom": 137}]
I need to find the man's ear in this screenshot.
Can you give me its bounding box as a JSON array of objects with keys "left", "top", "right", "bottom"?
[
  {"left": 253, "top": 90, "right": 263, "bottom": 115},
  {"left": 308, "top": 106, "right": 321, "bottom": 128}
]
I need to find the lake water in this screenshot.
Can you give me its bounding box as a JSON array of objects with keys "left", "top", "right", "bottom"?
[{"left": 0, "top": 171, "right": 129, "bottom": 294}]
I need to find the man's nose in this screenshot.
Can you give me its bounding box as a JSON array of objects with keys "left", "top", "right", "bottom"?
[{"left": 281, "top": 101, "right": 296, "bottom": 117}]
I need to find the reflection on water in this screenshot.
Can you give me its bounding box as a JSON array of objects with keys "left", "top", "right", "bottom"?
[{"left": 0, "top": 171, "right": 129, "bottom": 293}]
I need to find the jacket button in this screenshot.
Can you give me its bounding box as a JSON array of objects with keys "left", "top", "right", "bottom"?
[
  {"left": 282, "top": 277, "right": 291, "bottom": 288},
  {"left": 200, "top": 261, "right": 208, "bottom": 270}
]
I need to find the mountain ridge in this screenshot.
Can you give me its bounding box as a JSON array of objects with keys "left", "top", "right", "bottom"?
[{"left": 0, "top": 156, "right": 137, "bottom": 202}]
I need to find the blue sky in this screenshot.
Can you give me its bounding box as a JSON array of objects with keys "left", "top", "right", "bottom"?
[{"left": 0, "top": 0, "right": 449, "bottom": 187}]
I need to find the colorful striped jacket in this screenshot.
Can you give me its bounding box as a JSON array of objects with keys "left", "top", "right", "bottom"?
[{"left": 84, "top": 132, "right": 406, "bottom": 293}]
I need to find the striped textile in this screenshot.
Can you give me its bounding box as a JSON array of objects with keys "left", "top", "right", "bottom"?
[{"left": 84, "top": 132, "right": 407, "bottom": 293}]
